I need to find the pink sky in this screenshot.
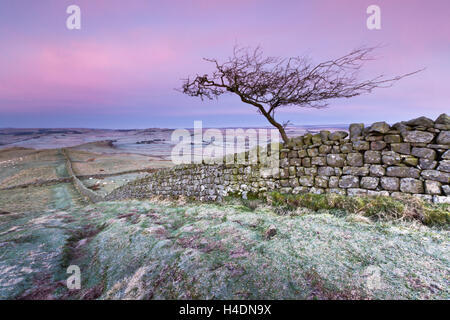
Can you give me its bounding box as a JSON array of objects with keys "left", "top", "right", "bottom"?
[{"left": 0, "top": 0, "right": 449, "bottom": 128}]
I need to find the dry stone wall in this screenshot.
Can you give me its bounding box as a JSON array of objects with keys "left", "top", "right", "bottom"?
[
  {"left": 63, "top": 149, "right": 104, "bottom": 203},
  {"left": 106, "top": 114, "right": 450, "bottom": 203}
]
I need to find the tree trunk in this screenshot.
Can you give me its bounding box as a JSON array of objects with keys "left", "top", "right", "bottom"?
[
  {"left": 257, "top": 106, "right": 289, "bottom": 144},
  {"left": 278, "top": 126, "right": 289, "bottom": 145},
  {"left": 238, "top": 94, "right": 290, "bottom": 144}
]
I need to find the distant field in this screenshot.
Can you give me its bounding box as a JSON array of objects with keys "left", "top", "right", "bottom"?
[
  {"left": 0, "top": 144, "right": 172, "bottom": 190},
  {"left": 0, "top": 182, "right": 84, "bottom": 213},
  {"left": 0, "top": 144, "right": 172, "bottom": 220},
  {"left": 66, "top": 149, "right": 172, "bottom": 176},
  {"left": 0, "top": 148, "right": 68, "bottom": 188},
  {"left": 0, "top": 147, "right": 38, "bottom": 162},
  {"left": 1, "top": 167, "right": 60, "bottom": 188},
  {"left": 81, "top": 172, "right": 150, "bottom": 196},
  {"left": 0, "top": 185, "right": 54, "bottom": 213}
]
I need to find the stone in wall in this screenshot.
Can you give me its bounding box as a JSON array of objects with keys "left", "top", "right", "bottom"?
[{"left": 349, "top": 123, "right": 364, "bottom": 141}]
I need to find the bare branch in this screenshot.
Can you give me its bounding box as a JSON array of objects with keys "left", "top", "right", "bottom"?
[{"left": 180, "top": 46, "right": 423, "bottom": 143}]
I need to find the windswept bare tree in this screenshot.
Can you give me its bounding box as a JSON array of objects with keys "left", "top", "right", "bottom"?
[{"left": 180, "top": 46, "right": 422, "bottom": 143}]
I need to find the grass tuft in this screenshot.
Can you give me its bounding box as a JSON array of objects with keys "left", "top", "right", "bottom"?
[{"left": 265, "top": 192, "right": 449, "bottom": 227}]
